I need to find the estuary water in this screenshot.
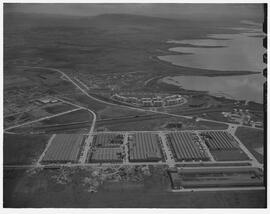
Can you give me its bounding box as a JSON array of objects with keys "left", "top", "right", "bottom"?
[
  {"left": 162, "top": 75, "right": 264, "bottom": 103},
  {"left": 159, "top": 27, "right": 265, "bottom": 103}
]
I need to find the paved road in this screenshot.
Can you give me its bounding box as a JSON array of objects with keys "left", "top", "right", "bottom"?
[
  {"left": 14, "top": 66, "right": 263, "bottom": 133},
  {"left": 194, "top": 131, "right": 215, "bottom": 162},
  {"left": 37, "top": 134, "right": 56, "bottom": 165},
  {"left": 4, "top": 107, "right": 82, "bottom": 131},
  {"left": 159, "top": 132, "right": 175, "bottom": 167},
  {"left": 74, "top": 77, "right": 89, "bottom": 90}
]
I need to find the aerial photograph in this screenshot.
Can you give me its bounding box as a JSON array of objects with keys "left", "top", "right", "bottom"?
[{"left": 3, "top": 2, "right": 267, "bottom": 208}]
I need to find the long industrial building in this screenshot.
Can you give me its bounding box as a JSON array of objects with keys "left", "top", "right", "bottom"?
[
  {"left": 167, "top": 132, "right": 209, "bottom": 161},
  {"left": 200, "top": 131, "right": 239, "bottom": 151},
  {"left": 93, "top": 133, "right": 124, "bottom": 148},
  {"left": 129, "top": 133, "right": 163, "bottom": 162},
  {"left": 90, "top": 148, "right": 123, "bottom": 163},
  {"left": 88, "top": 133, "right": 124, "bottom": 163},
  {"left": 42, "top": 134, "right": 84, "bottom": 163},
  {"left": 169, "top": 167, "right": 263, "bottom": 189}
]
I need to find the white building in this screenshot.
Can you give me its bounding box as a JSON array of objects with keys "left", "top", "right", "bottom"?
[
  {"left": 153, "top": 100, "right": 163, "bottom": 107},
  {"left": 142, "top": 101, "right": 153, "bottom": 107}
]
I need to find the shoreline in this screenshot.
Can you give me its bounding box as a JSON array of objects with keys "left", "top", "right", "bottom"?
[
  {"left": 153, "top": 55, "right": 260, "bottom": 77},
  {"left": 159, "top": 75, "right": 263, "bottom": 105}
]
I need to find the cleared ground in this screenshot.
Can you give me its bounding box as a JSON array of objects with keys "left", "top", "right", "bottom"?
[
  {"left": 235, "top": 127, "right": 264, "bottom": 163},
  {"left": 3, "top": 166, "right": 266, "bottom": 208},
  {"left": 96, "top": 114, "right": 228, "bottom": 131},
  {"left": 44, "top": 103, "right": 76, "bottom": 114},
  {"left": 4, "top": 134, "right": 50, "bottom": 165},
  {"left": 41, "top": 109, "right": 93, "bottom": 125},
  {"left": 9, "top": 109, "right": 93, "bottom": 134}
]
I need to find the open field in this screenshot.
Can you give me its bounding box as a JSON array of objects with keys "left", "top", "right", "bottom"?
[
  {"left": 7, "top": 109, "right": 93, "bottom": 134},
  {"left": 4, "top": 134, "right": 50, "bottom": 165},
  {"left": 44, "top": 103, "right": 76, "bottom": 114},
  {"left": 96, "top": 113, "right": 228, "bottom": 131},
  {"left": 3, "top": 166, "right": 266, "bottom": 208},
  {"left": 4, "top": 102, "right": 76, "bottom": 129},
  {"left": 41, "top": 109, "right": 93, "bottom": 125},
  {"left": 210, "top": 150, "right": 250, "bottom": 161},
  {"left": 235, "top": 127, "right": 264, "bottom": 163},
  {"left": 196, "top": 120, "right": 228, "bottom": 130}
]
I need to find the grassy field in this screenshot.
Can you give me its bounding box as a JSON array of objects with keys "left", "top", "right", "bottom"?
[
  {"left": 41, "top": 109, "right": 93, "bottom": 125},
  {"left": 44, "top": 103, "right": 75, "bottom": 114},
  {"left": 210, "top": 150, "right": 250, "bottom": 161},
  {"left": 196, "top": 120, "right": 228, "bottom": 130},
  {"left": 235, "top": 127, "right": 264, "bottom": 163},
  {"left": 5, "top": 13, "right": 257, "bottom": 87},
  {"left": 96, "top": 113, "right": 228, "bottom": 131},
  {"left": 3, "top": 166, "right": 266, "bottom": 208},
  {"left": 9, "top": 109, "right": 93, "bottom": 134},
  {"left": 4, "top": 134, "right": 50, "bottom": 165}
]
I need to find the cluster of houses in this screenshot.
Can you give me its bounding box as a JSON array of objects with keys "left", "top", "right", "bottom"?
[
  {"left": 222, "top": 109, "right": 263, "bottom": 127},
  {"left": 111, "top": 93, "right": 184, "bottom": 107}
]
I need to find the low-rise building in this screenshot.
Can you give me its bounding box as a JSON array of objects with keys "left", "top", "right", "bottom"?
[
  {"left": 142, "top": 101, "right": 153, "bottom": 107},
  {"left": 127, "top": 97, "right": 138, "bottom": 103},
  {"left": 141, "top": 97, "right": 152, "bottom": 102},
  {"left": 166, "top": 99, "right": 177, "bottom": 106},
  {"left": 38, "top": 98, "right": 51, "bottom": 104},
  {"left": 112, "top": 94, "right": 128, "bottom": 102},
  {"left": 153, "top": 100, "right": 163, "bottom": 107},
  {"left": 254, "top": 121, "right": 263, "bottom": 128}
]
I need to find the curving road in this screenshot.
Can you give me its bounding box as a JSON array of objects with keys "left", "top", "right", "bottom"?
[{"left": 17, "top": 66, "right": 263, "bottom": 133}]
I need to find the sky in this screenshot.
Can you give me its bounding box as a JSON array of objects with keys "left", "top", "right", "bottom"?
[{"left": 4, "top": 3, "right": 264, "bottom": 22}]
